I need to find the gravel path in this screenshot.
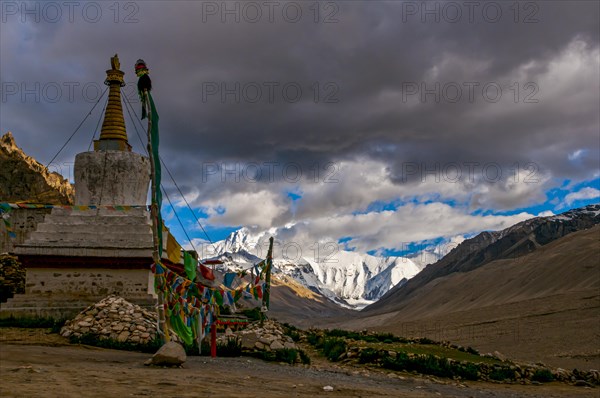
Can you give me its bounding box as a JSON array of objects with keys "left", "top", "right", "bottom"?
[{"left": 0, "top": 343, "right": 595, "bottom": 398}]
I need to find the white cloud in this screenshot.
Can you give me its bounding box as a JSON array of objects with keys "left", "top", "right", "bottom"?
[
  {"left": 564, "top": 187, "right": 600, "bottom": 206},
  {"left": 537, "top": 210, "right": 555, "bottom": 217},
  {"left": 202, "top": 190, "right": 289, "bottom": 229},
  {"left": 257, "top": 202, "right": 534, "bottom": 256},
  {"left": 568, "top": 149, "right": 585, "bottom": 161}
]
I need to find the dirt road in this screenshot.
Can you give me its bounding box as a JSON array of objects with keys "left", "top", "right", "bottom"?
[{"left": 0, "top": 339, "right": 597, "bottom": 398}]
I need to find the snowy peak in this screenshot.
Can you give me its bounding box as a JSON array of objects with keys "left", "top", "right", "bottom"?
[{"left": 204, "top": 228, "right": 422, "bottom": 309}]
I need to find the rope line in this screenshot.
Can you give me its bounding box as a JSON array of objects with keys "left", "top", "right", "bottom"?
[
  {"left": 121, "top": 88, "right": 149, "bottom": 155},
  {"left": 87, "top": 93, "right": 109, "bottom": 151},
  {"left": 47, "top": 86, "right": 108, "bottom": 167},
  {"left": 162, "top": 185, "right": 197, "bottom": 255},
  {"left": 122, "top": 91, "right": 220, "bottom": 255}
]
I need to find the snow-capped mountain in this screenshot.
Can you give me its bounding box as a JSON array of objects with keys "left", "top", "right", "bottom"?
[{"left": 202, "top": 227, "right": 422, "bottom": 309}]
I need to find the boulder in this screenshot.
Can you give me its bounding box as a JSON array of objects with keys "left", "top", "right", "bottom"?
[
  {"left": 270, "top": 340, "right": 284, "bottom": 350},
  {"left": 240, "top": 332, "right": 260, "bottom": 349},
  {"left": 146, "top": 342, "right": 186, "bottom": 367}
]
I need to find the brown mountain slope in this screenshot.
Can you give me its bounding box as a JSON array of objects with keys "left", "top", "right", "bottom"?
[
  {"left": 0, "top": 132, "right": 74, "bottom": 204},
  {"left": 366, "top": 204, "right": 600, "bottom": 315},
  {"left": 269, "top": 274, "right": 355, "bottom": 327},
  {"left": 338, "top": 225, "right": 600, "bottom": 369}
]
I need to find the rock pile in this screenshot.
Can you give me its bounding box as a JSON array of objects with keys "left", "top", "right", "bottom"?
[
  {"left": 218, "top": 320, "right": 298, "bottom": 352},
  {"left": 60, "top": 295, "right": 157, "bottom": 345}
]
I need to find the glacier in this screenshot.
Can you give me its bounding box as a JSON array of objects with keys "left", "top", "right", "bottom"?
[{"left": 200, "top": 227, "right": 424, "bottom": 309}]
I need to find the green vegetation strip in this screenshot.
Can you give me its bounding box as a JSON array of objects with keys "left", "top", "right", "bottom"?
[{"left": 304, "top": 328, "right": 564, "bottom": 383}]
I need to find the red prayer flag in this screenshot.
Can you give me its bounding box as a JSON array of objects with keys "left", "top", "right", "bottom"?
[{"left": 200, "top": 263, "right": 215, "bottom": 280}]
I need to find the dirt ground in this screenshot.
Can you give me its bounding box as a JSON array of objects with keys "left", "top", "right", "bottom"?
[{"left": 0, "top": 328, "right": 597, "bottom": 398}]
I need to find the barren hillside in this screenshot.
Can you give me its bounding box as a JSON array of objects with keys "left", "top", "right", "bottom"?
[
  {"left": 339, "top": 225, "right": 600, "bottom": 369},
  {"left": 0, "top": 132, "right": 74, "bottom": 204}
]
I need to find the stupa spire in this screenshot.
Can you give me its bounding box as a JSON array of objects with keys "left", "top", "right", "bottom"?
[{"left": 95, "top": 54, "right": 130, "bottom": 151}]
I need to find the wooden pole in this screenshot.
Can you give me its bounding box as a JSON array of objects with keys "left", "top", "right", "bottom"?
[
  {"left": 210, "top": 323, "right": 217, "bottom": 358},
  {"left": 146, "top": 92, "right": 169, "bottom": 343},
  {"left": 263, "top": 237, "right": 273, "bottom": 311}
]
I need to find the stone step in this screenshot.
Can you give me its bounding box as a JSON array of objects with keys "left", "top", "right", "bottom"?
[
  {"left": 43, "top": 214, "right": 150, "bottom": 225},
  {"left": 28, "top": 231, "right": 153, "bottom": 244},
  {"left": 1, "top": 293, "right": 156, "bottom": 310},
  {"left": 1, "top": 297, "right": 94, "bottom": 309},
  {"left": 36, "top": 223, "right": 151, "bottom": 234},
  {"left": 13, "top": 246, "right": 155, "bottom": 257},
  {"left": 18, "top": 241, "right": 154, "bottom": 250},
  {"left": 0, "top": 294, "right": 156, "bottom": 320},
  {"left": 50, "top": 207, "right": 149, "bottom": 217}
]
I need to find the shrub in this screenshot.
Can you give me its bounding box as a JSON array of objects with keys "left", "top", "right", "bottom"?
[
  {"left": 374, "top": 332, "right": 399, "bottom": 343},
  {"left": 0, "top": 255, "right": 25, "bottom": 302},
  {"left": 489, "top": 367, "right": 516, "bottom": 381},
  {"left": 363, "top": 336, "right": 379, "bottom": 343},
  {"left": 69, "top": 333, "right": 162, "bottom": 353},
  {"left": 382, "top": 352, "right": 480, "bottom": 380},
  {"left": 359, "top": 348, "right": 384, "bottom": 364},
  {"left": 282, "top": 325, "right": 302, "bottom": 342},
  {"left": 466, "top": 346, "right": 479, "bottom": 355},
  {"left": 275, "top": 348, "right": 298, "bottom": 364},
  {"left": 322, "top": 329, "right": 406, "bottom": 344},
  {"left": 531, "top": 369, "right": 554, "bottom": 382},
  {"left": 185, "top": 340, "right": 211, "bottom": 356},
  {"left": 217, "top": 337, "right": 242, "bottom": 357},
  {"left": 241, "top": 308, "right": 262, "bottom": 321},
  {"left": 0, "top": 316, "right": 66, "bottom": 332},
  {"left": 457, "top": 362, "right": 479, "bottom": 380},
  {"left": 324, "top": 328, "right": 365, "bottom": 340},
  {"left": 321, "top": 337, "right": 347, "bottom": 361},
  {"left": 250, "top": 348, "right": 298, "bottom": 364},
  {"left": 306, "top": 332, "right": 321, "bottom": 346},
  {"left": 298, "top": 349, "right": 311, "bottom": 365}
]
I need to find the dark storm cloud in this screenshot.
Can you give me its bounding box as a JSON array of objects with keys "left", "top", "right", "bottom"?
[{"left": 1, "top": 1, "right": 598, "bottom": 203}]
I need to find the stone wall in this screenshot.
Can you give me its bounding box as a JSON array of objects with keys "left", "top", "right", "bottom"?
[
  {"left": 74, "top": 151, "right": 150, "bottom": 206},
  {"left": 24, "top": 267, "right": 154, "bottom": 297},
  {"left": 0, "top": 208, "right": 50, "bottom": 254},
  {"left": 0, "top": 267, "right": 156, "bottom": 319}
]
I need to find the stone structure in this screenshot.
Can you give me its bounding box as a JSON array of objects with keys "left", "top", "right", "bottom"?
[
  {"left": 60, "top": 295, "right": 158, "bottom": 344},
  {"left": 1, "top": 55, "right": 174, "bottom": 319},
  {"left": 0, "top": 132, "right": 74, "bottom": 254},
  {"left": 0, "top": 208, "right": 50, "bottom": 255},
  {"left": 223, "top": 319, "right": 298, "bottom": 352}
]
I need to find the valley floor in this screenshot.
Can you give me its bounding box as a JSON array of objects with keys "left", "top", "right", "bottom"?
[
  {"left": 0, "top": 330, "right": 596, "bottom": 398},
  {"left": 337, "top": 290, "right": 600, "bottom": 371}
]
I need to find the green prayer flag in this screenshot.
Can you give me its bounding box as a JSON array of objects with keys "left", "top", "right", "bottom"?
[
  {"left": 184, "top": 251, "right": 197, "bottom": 281},
  {"left": 170, "top": 314, "right": 194, "bottom": 346},
  {"left": 148, "top": 92, "right": 163, "bottom": 256},
  {"left": 214, "top": 290, "right": 223, "bottom": 307}
]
